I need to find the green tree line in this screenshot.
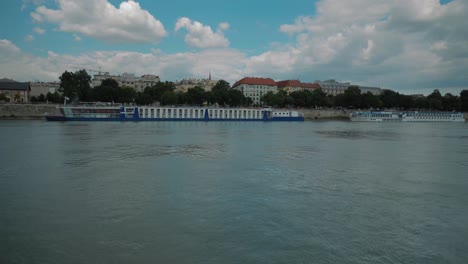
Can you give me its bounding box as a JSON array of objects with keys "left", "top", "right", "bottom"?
[{"left": 49, "top": 70, "right": 468, "bottom": 112}]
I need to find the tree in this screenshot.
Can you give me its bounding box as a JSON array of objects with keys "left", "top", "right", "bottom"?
[
  {"left": 460, "top": 90, "right": 468, "bottom": 112},
  {"left": 211, "top": 80, "right": 230, "bottom": 106},
  {"left": 226, "top": 89, "right": 246, "bottom": 107},
  {"left": 342, "top": 86, "right": 361, "bottom": 108},
  {"left": 46, "top": 92, "right": 63, "bottom": 103},
  {"left": 442, "top": 93, "right": 459, "bottom": 111},
  {"left": 310, "top": 89, "right": 328, "bottom": 108},
  {"left": 427, "top": 89, "right": 443, "bottom": 110},
  {"left": 380, "top": 89, "right": 399, "bottom": 109},
  {"left": 90, "top": 78, "right": 120, "bottom": 102},
  {"left": 361, "top": 92, "right": 382, "bottom": 109},
  {"left": 212, "top": 80, "right": 230, "bottom": 91},
  {"left": 118, "top": 87, "right": 136, "bottom": 104},
  {"left": 135, "top": 91, "right": 153, "bottom": 105},
  {"left": 143, "top": 81, "right": 175, "bottom": 103},
  {"left": 290, "top": 91, "right": 307, "bottom": 107},
  {"left": 260, "top": 90, "right": 288, "bottom": 107},
  {"left": 59, "top": 69, "right": 92, "bottom": 101},
  {"left": 185, "top": 86, "right": 206, "bottom": 105},
  {"left": 38, "top": 94, "right": 46, "bottom": 102},
  {"left": 0, "top": 93, "right": 8, "bottom": 102},
  {"left": 398, "top": 94, "right": 414, "bottom": 110},
  {"left": 160, "top": 91, "right": 178, "bottom": 105}
]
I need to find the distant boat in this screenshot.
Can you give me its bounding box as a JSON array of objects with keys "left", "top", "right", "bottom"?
[
  {"left": 349, "top": 111, "right": 401, "bottom": 122},
  {"left": 350, "top": 111, "right": 465, "bottom": 122},
  {"left": 401, "top": 111, "right": 465, "bottom": 122},
  {"left": 45, "top": 104, "right": 305, "bottom": 122}
]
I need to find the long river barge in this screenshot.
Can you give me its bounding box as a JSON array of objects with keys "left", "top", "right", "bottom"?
[{"left": 45, "top": 105, "right": 305, "bottom": 122}]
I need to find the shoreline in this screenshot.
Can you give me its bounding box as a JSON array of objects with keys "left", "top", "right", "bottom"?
[{"left": 1, "top": 104, "right": 466, "bottom": 121}]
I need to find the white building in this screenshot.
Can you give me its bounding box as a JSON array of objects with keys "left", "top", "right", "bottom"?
[
  {"left": 232, "top": 77, "right": 278, "bottom": 105},
  {"left": 91, "top": 73, "right": 160, "bottom": 92},
  {"left": 316, "top": 79, "right": 381, "bottom": 96},
  {"left": 174, "top": 78, "right": 218, "bottom": 93},
  {"left": 316, "top": 80, "right": 351, "bottom": 96},
  {"left": 358, "top": 86, "right": 382, "bottom": 96},
  {"left": 29, "top": 82, "right": 60, "bottom": 97}
]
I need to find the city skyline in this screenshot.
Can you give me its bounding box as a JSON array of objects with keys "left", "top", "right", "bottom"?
[{"left": 0, "top": 0, "right": 466, "bottom": 95}]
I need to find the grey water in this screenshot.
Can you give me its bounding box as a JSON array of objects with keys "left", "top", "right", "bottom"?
[{"left": 1, "top": 120, "right": 468, "bottom": 264}]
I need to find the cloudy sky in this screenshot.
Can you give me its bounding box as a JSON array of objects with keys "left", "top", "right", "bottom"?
[{"left": 1, "top": 0, "right": 467, "bottom": 94}]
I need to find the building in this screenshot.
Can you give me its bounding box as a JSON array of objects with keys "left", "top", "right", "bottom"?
[
  {"left": 301, "top": 82, "right": 321, "bottom": 91},
  {"left": 316, "top": 80, "right": 351, "bottom": 96},
  {"left": 232, "top": 77, "right": 278, "bottom": 105},
  {"left": 357, "top": 85, "right": 382, "bottom": 96},
  {"left": 277, "top": 80, "right": 320, "bottom": 94},
  {"left": 174, "top": 78, "right": 218, "bottom": 93},
  {"left": 91, "top": 72, "right": 160, "bottom": 92},
  {"left": 29, "top": 82, "right": 60, "bottom": 97},
  {"left": 0, "top": 78, "right": 30, "bottom": 103},
  {"left": 276, "top": 80, "right": 303, "bottom": 94},
  {"left": 316, "top": 79, "right": 381, "bottom": 96}
]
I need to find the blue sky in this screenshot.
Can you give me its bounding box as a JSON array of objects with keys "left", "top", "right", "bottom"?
[{"left": 0, "top": 0, "right": 466, "bottom": 95}]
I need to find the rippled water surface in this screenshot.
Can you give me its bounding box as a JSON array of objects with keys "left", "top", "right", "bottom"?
[{"left": 1, "top": 121, "right": 468, "bottom": 263}]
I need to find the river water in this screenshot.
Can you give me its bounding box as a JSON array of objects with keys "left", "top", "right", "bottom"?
[{"left": 1, "top": 120, "right": 467, "bottom": 264}]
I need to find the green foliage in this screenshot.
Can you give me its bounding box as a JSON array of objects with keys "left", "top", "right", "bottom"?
[
  {"left": 210, "top": 80, "right": 231, "bottom": 106},
  {"left": 160, "top": 91, "right": 178, "bottom": 106},
  {"left": 46, "top": 92, "right": 63, "bottom": 103},
  {"left": 186, "top": 86, "right": 206, "bottom": 106},
  {"left": 0, "top": 93, "right": 8, "bottom": 101},
  {"left": 59, "top": 70, "right": 92, "bottom": 101},
  {"left": 226, "top": 89, "right": 247, "bottom": 107},
  {"left": 342, "top": 86, "right": 361, "bottom": 108},
  {"left": 361, "top": 92, "right": 382, "bottom": 109},
  {"left": 135, "top": 92, "right": 153, "bottom": 105},
  {"left": 460, "top": 90, "right": 468, "bottom": 112}
]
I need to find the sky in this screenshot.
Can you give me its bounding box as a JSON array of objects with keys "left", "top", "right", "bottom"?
[{"left": 0, "top": 0, "right": 467, "bottom": 95}]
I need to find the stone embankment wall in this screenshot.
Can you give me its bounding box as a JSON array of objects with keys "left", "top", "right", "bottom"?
[
  {"left": 0, "top": 104, "right": 466, "bottom": 121},
  {"left": 0, "top": 104, "right": 61, "bottom": 119},
  {"left": 301, "top": 109, "right": 351, "bottom": 120}
]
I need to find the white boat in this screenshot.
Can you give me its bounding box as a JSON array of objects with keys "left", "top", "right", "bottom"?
[
  {"left": 45, "top": 105, "right": 305, "bottom": 122},
  {"left": 350, "top": 111, "right": 401, "bottom": 122},
  {"left": 402, "top": 111, "right": 465, "bottom": 122},
  {"left": 350, "top": 111, "right": 465, "bottom": 122}
]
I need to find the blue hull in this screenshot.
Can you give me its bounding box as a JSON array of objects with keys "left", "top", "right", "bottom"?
[{"left": 45, "top": 116, "right": 304, "bottom": 122}]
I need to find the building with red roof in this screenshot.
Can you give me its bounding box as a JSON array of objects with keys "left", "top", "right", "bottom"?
[
  {"left": 232, "top": 77, "right": 278, "bottom": 105},
  {"left": 277, "top": 80, "right": 302, "bottom": 94},
  {"left": 301, "top": 82, "right": 320, "bottom": 91}
]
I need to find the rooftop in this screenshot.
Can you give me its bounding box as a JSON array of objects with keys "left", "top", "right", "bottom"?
[
  {"left": 233, "top": 77, "right": 277, "bottom": 87},
  {"left": 0, "top": 81, "right": 30, "bottom": 91}
]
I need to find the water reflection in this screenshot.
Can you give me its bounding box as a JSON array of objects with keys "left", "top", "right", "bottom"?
[{"left": 316, "top": 130, "right": 398, "bottom": 140}]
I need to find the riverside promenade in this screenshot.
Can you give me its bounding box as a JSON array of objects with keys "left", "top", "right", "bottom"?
[{"left": 1, "top": 104, "right": 466, "bottom": 121}]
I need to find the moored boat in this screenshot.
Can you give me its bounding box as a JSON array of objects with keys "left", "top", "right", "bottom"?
[
  {"left": 45, "top": 105, "right": 305, "bottom": 122},
  {"left": 350, "top": 111, "right": 401, "bottom": 122},
  {"left": 350, "top": 111, "right": 465, "bottom": 122},
  {"left": 401, "top": 111, "right": 464, "bottom": 122}
]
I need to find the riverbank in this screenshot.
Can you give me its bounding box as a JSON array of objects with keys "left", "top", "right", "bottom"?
[
  {"left": 0, "top": 104, "right": 466, "bottom": 121},
  {"left": 0, "top": 104, "right": 61, "bottom": 120},
  {"left": 0, "top": 104, "right": 352, "bottom": 121}
]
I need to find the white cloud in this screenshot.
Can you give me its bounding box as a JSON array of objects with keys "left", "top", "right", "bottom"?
[
  {"left": 21, "top": 0, "right": 44, "bottom": 11},
  {"left": 218, "top": 22, "right": 230, "bottom": 31},
  {"left": 2, "top": 0, "right": 468, "bottom": 94},
  {"left": 73, "top": 34, "right": 81, "bottom": 41},
  {"left": 33, "top": 27, "right": 45, "bottom": 34},
  {"left": 0, "top": 39, "right": 246, "bottom": 84},
  {"left": 175, "top": 17, "right": 229, "bottom": 48},
  {"left": 25, "top": 35, "right": 35, "bottom": 42},
  {"left": 268, "top": 0, "right": 468, "bottom": 91},
  {"left": 30, "top": 0, "right": 167, "bottom": 43}
]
